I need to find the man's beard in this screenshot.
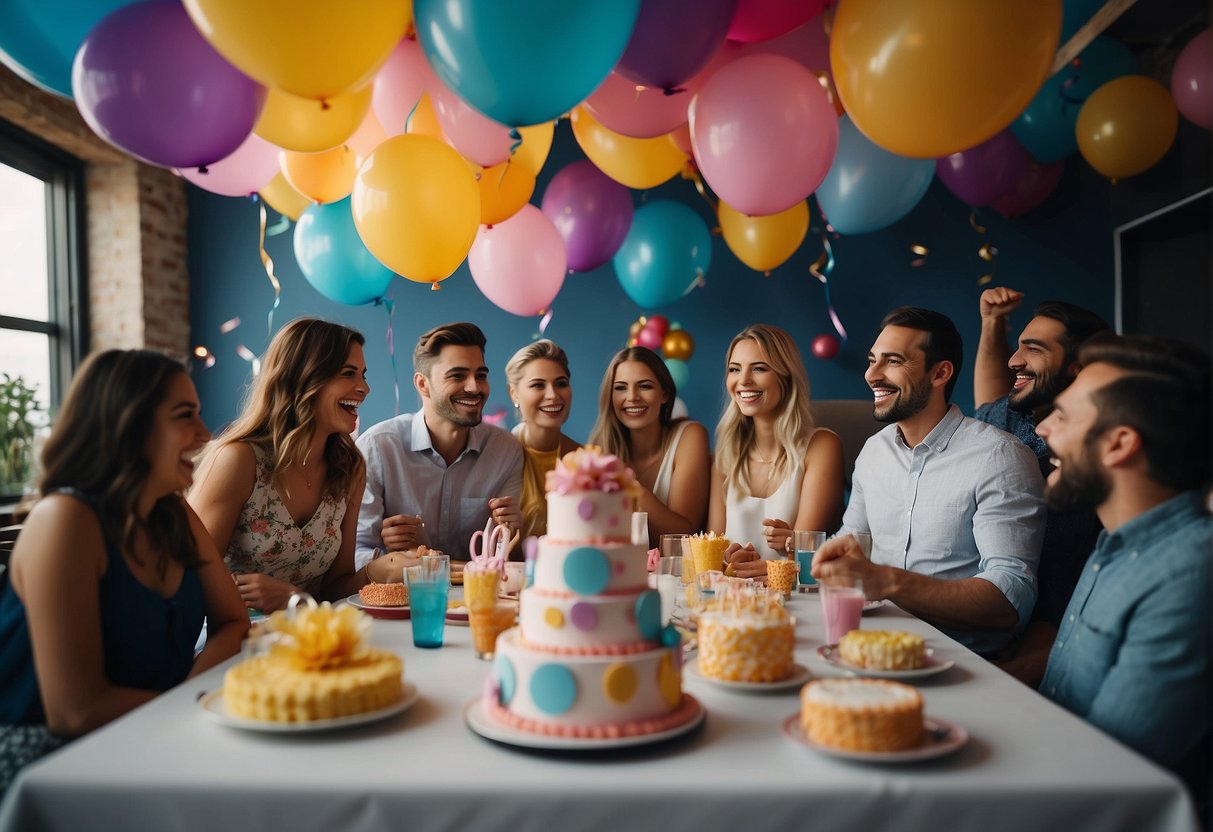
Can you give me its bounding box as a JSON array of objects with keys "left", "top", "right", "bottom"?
[
  {"left": 874, "top": 376, "right": 932, "bottom": 424},
  {"left": 1010, "top": 367, "right": 1069, "bottom": 415},
  {"left": 433, "top": 394, "right": 483, "bottom": 427},
  {"left": 1045, "top": 437, "right": 1110, "bottom": 513}
]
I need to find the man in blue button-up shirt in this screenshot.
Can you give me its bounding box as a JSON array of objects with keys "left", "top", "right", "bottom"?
[
  {"left": 813, "top": 308, "right": 1045, "bottom": 658},
  {"left": 1037, "top": 334, "right": 1210, "bottom": 810}
]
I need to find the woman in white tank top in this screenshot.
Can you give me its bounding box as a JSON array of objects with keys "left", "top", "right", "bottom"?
[{"left": 707, "top": 325, "right": 844, "bottom": 578}]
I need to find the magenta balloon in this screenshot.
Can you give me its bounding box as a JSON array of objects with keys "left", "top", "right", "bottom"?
[
  {"left": 1171, "top": 28, "right": 1211, "bottom": 130},
  {"left": 432, "top": 78, "right": 514, "bottom": 166},
  {"left": 469, "top": 204, "right": 567, "bottom": 316},
  {"left": 646, "top": 314, "right": 670, "bottom": 338},
  {"left": 177, "top": 132, "right": 280, "bottom": 197},
  {"left": 372, "top": 38, "right": 436, "bottom": 136},
  {"left": 616, "top": 0, "right": 736, "bottom": 91},
  {"left": 727, "top": 0, "right": 827, "bottom": 43},
  {"left": 689, "top": 54, "right": 838, "bottom": 217},
  {"left": 737, "top": 11, "right": 831, "bottom": 76},
  {"left": 635, "top": 325, "right": 663, "bottom": 351},
  {"left": 540, "top": 161, "right": 634, "bottom": 272},
  {"left": 72, "top": 1, "right": 264, "bottom": 169},
  {"left": 935, "top": 130, "right": 1033, "bottom": 207},
  {"left": 989, "top": 161, "right": 1064, "bottom": 219},
  {"left": 811, "top": 333, "right": 840, "bottom": 360}
]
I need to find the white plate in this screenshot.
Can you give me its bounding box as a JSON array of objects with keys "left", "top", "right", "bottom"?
[
  {"left": 201, "top": 681, "right": 418, "bottom": 733},
  {"left": 346, "top": 594, "right": 410, "bottom": 620},
  {"left": 685, "top": 661, "right": 811, "bottom": 692},
  {"left": 815, "top": 645, "right": 955, "bottom": 680},
  {"left": 464, "top": 695, "right": 705, "bottom": 750},
  {"left": 782, "top": 713, "right": 968, "bottom": 763},
  {"left": 862, "top": 600, "right": 885, "bottom": 614}
]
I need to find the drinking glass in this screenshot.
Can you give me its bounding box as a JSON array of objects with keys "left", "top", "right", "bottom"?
[
  {"left": 469, "top": 602, "right": 516, "bottom": 660},
  {"left": 656, "top": 556, "right": 682, "bottom": 625},
  {"left": 421, "top": 551, "right": 450, "bottom": 585},
  {"left": 631, "top": 511, "right": 649, "bottom": 546},
  {"left": 406, "top": 561, "right": 449, "bottom": 648},
  {"left": 501, "top": 562, "right": 526, "bottom": 596},
  {"left": 819, "top": 577, "right": 865, "bottom": 645},
  {"left": 793, "top": 530, "right": 827, "bottom": 591},
  {"left": 659, "top": 533, "right": 690, "bottom": 560},
  {"left": 852, "top": 532, "right": 873, "bottom": 558}
]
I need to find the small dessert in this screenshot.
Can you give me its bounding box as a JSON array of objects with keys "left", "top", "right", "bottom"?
[
  {"left": 800, "top": 678, "right": 923, "bottom": 752},
  {"left": 838, "top": 630, "right": 926, "bottom": 671},
  {"left": 688, "top": 531, "right": 729, "bottom": 575},
  {"left": 765, "top": 559, "right": 798, "bottom": 595},
  {"left": 358, "top": 581, "right": 407, "bottom": 607},
  {"left": 698, "top": 596, "right": 795, "bottom": 683}
]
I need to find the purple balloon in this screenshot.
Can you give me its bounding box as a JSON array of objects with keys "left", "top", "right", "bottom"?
[
  {"left": 990, "top": 161, "right": 1064, "bottom": 219},
  {"left": 72, "top": 1, "right": 265, "bottom": 169},
  {"left": 541, "top": 161, "right": 634, "bottom": 272},
  {"left": 615, "top": 0, "right": 737, "bottom": 91},
  {"left": 935, "top": 130, "right": 1033, "bottom": 207}
]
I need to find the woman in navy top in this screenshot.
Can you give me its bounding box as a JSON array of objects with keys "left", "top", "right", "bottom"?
[{"left": 0, "top": 350, "right": 248, "bottom": 791}]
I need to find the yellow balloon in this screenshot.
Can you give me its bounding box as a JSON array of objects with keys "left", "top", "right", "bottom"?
[
  {"left": 513, "top": 121, "right": 555, "bottom": 176},
  {"left": 406, "top": 94, "right": 444, "bottom": 140},
  {"left": 718, "top": 200, "right": 809, "bottom": 273},
  {"left": 258, "top": 172, "right": 312, "bottom": 221},
  {"left": 279, "top": 146, "right": 356, "bottom": 205},
  {"left": 1076, "top": 76, "right": 1179, "bottom": 181},
  {"left": 478, "top": 161, "right": 536, "bottom": 226},
  {"left": 183, "top": 0, "right": 409, "bottom": 100},
  {"left": 831, "top": 0, "right": 1062, "bottom": 158},
  {"left": 570, "top": 107, "right": 687, "bottom": 189},
  {"left": 352, "top": 134, "right": 480, "bottom": 284},
  {"left": 255, "top": 84, "right": 372, "bottom": 152}
]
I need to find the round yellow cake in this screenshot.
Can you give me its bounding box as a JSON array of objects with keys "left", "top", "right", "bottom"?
[
  {"left": 838, "top": 630, "right": 926, "bottom": 671},
  {"left": 223, "top": 649, "right": 403, "bottom": 722},
  {"left": 697, "top": 605, "right": 795, "bottom": 683},
  {"left": 800, "top": 678, "right": 923, "bottom": 751},
  {"left": 358, "top": 581, "right": 408, "bottom": 607}
]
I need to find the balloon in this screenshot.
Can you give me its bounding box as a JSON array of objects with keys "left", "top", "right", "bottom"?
[
  {"left": 372, "top": 37, "right": 435, "bottom": 137},
  {"left": 571, "top": 107, "right": 688, "bottom": 190},
  {"left": 182, "top": 0, "right": 408, "bottom": 100},
  {"left": 259, "top": 172, "right": 311, "bottom": 221},
  {"left": 614, "top": 201, "right": 711, "bottom": 309},
  {"left": 1076, "top": 76, "right": 1178, "bottom": 180},
  {"left": 727, "top": 0, "right": 826, "bottom": 43},
  {"left": 584, "top": 71, "right": 697, "bottom": 140},
  {"left": 254, "top": 84, "right": 372, "bottom": 153},
  {"left": 1011, "top": 37, "right": 1138, "bottom": 163},
  {"left": 663, "top": 328, "right": 695, "bottom": 361},
  {"left": 718, "top": 199, "right": 808, "bottom": 272},
  {"left": 737, "top": 12, "right": 842, "bottom": 115},
  {"left": 831, "top": 0, "right": 1062, "bottom": 159},
  {"left": 352, "top": 134, "right": 480, "bottom": 284},
  {"left": 431, "top": 80, "right": 516, "bottom": 167},
  {"left": 468, "top": 205, "right": 567, "bottom": 317},
  {"left": 689, "top": 54, "right": 837, "bottom": 216},
  {"left": 664, "top": 358, "right": 690, "bottom": 392},
  {"left": 1172, "top": 29, "right": 1211, "bottom": 130},
  {"left": 811, "top": 334, "right": 840, "bottom": 360},
  {"left": 936, "top": 130, "right": 1033, "bottom": 207},
  {"left": 294, "top": 197, "right": 395, "bottom": 305},
  {"left": 646, "top": 315, "right": 670, "bottom": 339},
  {"left": 670, "top": 396, "right": 689, "bottom": 420},
  {"left": 72, "top": 1, "right": 265, "bottom": 169},
  {"left": 816, "top": 116, "right": 934, "bottom": 235},
  {"left": 414, "top": 0, "right": 641, "bottom": 126},
  {"left": 477, "top": 161, "right": 536, "bottom": 227},
  {"left": 406, "top": 94, "right": 444, "bottom": 140},
  {"left": 615, "top": 0, "right": 735, "bottom": 91},
  {"left": 177, "top": 132, "right": 280, "bottom": 197},
  {"left": 635, "top": 324, "right": 664, "bottom": 351},
  {"left": 540, "top": 161, "right": 634, "bottom": 272},
  {"left": 0, "top": 0, "right": 132, "bottom": 98},
  {"left": 669, "top": 124, "right": 694, "bottom": 155},
  {"left": 513, "top": 122, "right": 556, "bottom": 175},
  {"left": 989, "top": 161, "right": 1064, "bottom": 218},
  {"left": 280, "top": 146, "right": 356, "bottom": 205},
  {"left": 346, "top": 110, "right": 389, "bottom": 166}
]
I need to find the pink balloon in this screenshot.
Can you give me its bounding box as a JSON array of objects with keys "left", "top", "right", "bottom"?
[
  {"left": 635, "top": 324, "right": 663, "bottom": 351},
  {"left": 689, "top": 54, "right": 838, "bottom": 216},
  {"left": 469, "top": 205, "right": 567, "bottom": 316},
  {"left": 990, "top": 161, "right": 1064, "bottom": 219},
  {"left": 646, "top": 314, "right": 670, "bottom": 339},
  {"left": 177, "top": 132, "right": 280, "bottom": 197},
  {"left": 372, "top": 38, "right": 435, "bottom": 136},
  {"left": 727, "top": 0, "right": 827, "bottom": 44},
  {"left": 431, "top": 79, "right": 514, "bottom": 167},
  {"left": 1171, "top": 28, "right": 1211, "bottom": 130},
  {"left": 584, "top": 71, "right": 695, "bottom": 139},
  {"left": 811, "top": 333, "right": 840, "bottom": 360}
]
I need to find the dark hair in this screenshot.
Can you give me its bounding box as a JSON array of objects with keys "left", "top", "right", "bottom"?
[
  {"left": 879, "top": 307, "right": 964, "bottom": 401},
  {"left": 1033, "top": 301, "right": 1111, "bottom": 365},
  {"left": 587, "top": 346, "right": 679, "bottom": 465},
  {"left": 1080, "top": 334, "right": 1211, "bottom": 491},
  {"left": 414, "top": 322, "right": 487, "bottom": 378},
  {"left": 39, "top": 350, "right": 200, "bottom": 569}
]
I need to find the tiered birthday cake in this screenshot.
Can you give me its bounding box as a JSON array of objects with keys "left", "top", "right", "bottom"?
[{"left": 484, "top": 448, "right": 697, "bottom": 737}]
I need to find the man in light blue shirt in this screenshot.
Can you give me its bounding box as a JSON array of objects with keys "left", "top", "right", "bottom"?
[
  {"left": 356, "top": 322, "right": 522, "bottom": 571},
  {"left": 814, "top": 308, "right": 1045, "bottom": 657},
  {"left": 1037, "top": 334, "right": 1210, "bottom": 813}
]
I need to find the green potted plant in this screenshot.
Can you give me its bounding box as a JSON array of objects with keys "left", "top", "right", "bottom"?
[{"left": 0, "top": 374, "right": 43, "bottom": 497}]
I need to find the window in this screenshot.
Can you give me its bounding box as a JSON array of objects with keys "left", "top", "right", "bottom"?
[{"left": 0, "top": 120, "right": 85, "bottom": 499}]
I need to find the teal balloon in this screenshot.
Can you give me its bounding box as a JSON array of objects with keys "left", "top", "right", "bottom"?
[
  {"left": 664, "top": 358, "right": 690, "bottom": 392},
  {"left": 0, "top": 0, "right": 133, "bottom": 98},
  {"left": 1011, "top": 37, "right": 1138, "bottom": 163},
  {"left": 294, "top": 198, "right": 395, "bottom": 306},
  {"left": 816, "top": 116, "right": 934, "bottom": 236},
  {"left": 414, "top": 0, "right": 641, "bottom": 127},
  {"left": 614, "top": 201, "right": 711, "bottom": 309}
]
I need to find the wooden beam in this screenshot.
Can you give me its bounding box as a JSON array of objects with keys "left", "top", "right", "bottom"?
[{"left": 1050, "top": 0, "right": 1139, "bottom": 75}]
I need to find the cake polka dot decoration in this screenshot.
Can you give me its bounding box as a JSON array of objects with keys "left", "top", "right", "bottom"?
[
  {"left": 570, "top": 602, "right": 598, "bottom": 631},
  {"left": 544, "top": 608, "right": 565, "bottom": 629},
  {"left": 657, "top": 653, "right": 681, "bottom": 707},
  {"left": 603, "top": 663, "right": 638, "bottom": 704},
  {"left": 660, "top": 623, "right": 681, "bottom": 648},
  {"left": 577, "top": 498, "right": 595, "bottom": 521},
  {"left": 531, "top": 664, "right": 578, "bottom": 715},
  {"left": 635, "top": 590, "right": 661, "bottom": 640},
  {"left": 563, "top": 546, "right": 611, "bottom": 595},
  {"left": 494, "top": 654, "right": 516, "bottom": 705}
]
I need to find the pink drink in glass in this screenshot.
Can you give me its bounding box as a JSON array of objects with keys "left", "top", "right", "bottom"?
[{"left": 821, "top": 584, "right": 865, "bottom": 644}]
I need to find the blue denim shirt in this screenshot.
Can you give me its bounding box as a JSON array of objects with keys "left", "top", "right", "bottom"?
[
  {"left": 975, "top": 394, "right": 1050, "bottom": 475},
  {"left": 1040, "top": 492, "right": 1211, "bottom": 772}
]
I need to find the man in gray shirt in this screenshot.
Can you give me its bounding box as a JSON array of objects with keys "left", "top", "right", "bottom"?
[
  {"left": 356, "top": 322, "right": 523, "bottom": 571},
  {"left": 814, "top": 307, "right": 1045, "bottom": 657}
]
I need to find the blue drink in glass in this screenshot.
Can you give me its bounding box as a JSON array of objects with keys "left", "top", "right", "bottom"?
[
  {"left": 406, "top": 564, "right": 448, "bottom": 648},
  {"left": 793, "top": 531, "right": 827, "bottom": 590}
]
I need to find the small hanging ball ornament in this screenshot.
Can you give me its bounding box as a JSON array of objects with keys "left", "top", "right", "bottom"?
[
  {"left": 662, "top": 328, "right": 695, "bottom": 361},
  {"left": 811, "top": 333, "right": 840, "bottom": 360}
]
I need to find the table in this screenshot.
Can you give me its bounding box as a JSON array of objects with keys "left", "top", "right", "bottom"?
[{"left": 0, "top": 594, "right": 1199, "bottom": 832}]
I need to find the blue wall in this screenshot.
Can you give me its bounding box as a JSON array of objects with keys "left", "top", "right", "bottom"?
[{"left": 188, "top": 118, "right": 1209, "bottom": 443}]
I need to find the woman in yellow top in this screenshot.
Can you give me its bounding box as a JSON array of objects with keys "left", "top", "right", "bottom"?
[{"left": 505, "top": 340, "right": 581, "bottom": 540}]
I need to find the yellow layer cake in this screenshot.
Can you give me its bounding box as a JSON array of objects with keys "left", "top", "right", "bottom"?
[
  {"left": 224, "top": 649, "right": 403, "bottom": 722},
  {"left": 800, "top": 678, "right": 923, "bottom": 752},
  {"left": 697, "top": 605, "right": 794, "bottom": 683},
  {"left": 838, "top": 630, "right": 926, "bottom": 671}
]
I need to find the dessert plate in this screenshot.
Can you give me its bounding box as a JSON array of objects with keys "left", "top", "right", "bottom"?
[
  {"left": 200, "top": 681, "right": 418, "bottom": 733},
  {"left": 446, "top": 602, "right": 470, "bottom": 625},
  {"left": 862, "top": 600, "right": 885, "bottom": 614},
  {"left": 685, "top": 661, "right": 811, "bottom": 693},
  {"left": 346, "top": 594, "right": 409, "bottom": 620},
  {"left": 815, "top": 645, "right": 955, "bottom": 680},
  {"left": 781, "top": 713, "right": 968, "bottom": 763},
  {"left": 464, "top": 695, "right": 704, "bottom": 751}
]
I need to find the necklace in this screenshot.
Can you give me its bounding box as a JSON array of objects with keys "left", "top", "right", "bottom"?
[{"left": 748, "top": 451, "right": 777, "bottom": 487}]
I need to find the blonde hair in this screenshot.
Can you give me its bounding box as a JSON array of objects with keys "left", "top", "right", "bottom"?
[
  {"left": 588, "top": 346, "right": 678, "bottom": 466},
  {"left": 715, "top": 324, "right": 814, "bottom": 498},
  {"left": 505, "top": 339, "right": 571, "bottom": 394},
  {"left": 205, "top": 318, "right": 365, "bottom": 499}
]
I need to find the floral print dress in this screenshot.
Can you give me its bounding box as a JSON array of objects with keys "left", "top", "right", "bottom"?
[{"left": 224, "top": 444, "right": 345, "bottom": 593}]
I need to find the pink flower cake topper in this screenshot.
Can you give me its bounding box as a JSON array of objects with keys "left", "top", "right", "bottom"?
[{"left": 546, "top": 446, "right": 642, "bottom": 497}]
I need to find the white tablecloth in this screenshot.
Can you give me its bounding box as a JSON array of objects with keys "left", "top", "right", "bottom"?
[{"left": 0, "top": 594, "right": 1198, "bottom": 832}]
